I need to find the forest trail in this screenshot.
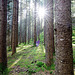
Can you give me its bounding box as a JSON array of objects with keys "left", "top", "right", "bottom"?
[
  {"left": 7, "top": 44, "right": 54, "bottom": 75},
  {"left": 7, "top": 43, "right": 75, "bottom": 75}
]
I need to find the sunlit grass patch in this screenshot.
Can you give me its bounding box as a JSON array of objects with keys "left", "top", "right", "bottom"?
[
  {"left": 7, "top": 43, "right": 55, "bottom": 74},
  {"left": 9, "top": 56, "right": 22, "bottom": 69}
]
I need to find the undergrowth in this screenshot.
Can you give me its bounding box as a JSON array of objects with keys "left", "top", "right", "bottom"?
[{"left": 6, "top": 29, "right": 75, "bottom": 74}]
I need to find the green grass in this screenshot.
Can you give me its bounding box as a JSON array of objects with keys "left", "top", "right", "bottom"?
[
  {"left": 6, "top": 28, "right": 75, "bottom": 75},
  {"left": 43, "top": 63, "right": 55, "bottom": 71},
  {"left": 50, "top": 71, "right": 53, "bottom": 74},
  {"left": 40, "top": 32, "right": 44, "bottom": 43},
  {"left": 36, "top": 61, "right": 44, "bottom": 67},
  {"left": 72, "top": 25, "right": 75, "bottom": 75},
  {"left": 7, "top": 43, "right": 56, "bottom": 75},
  {"left": 7, "top": 44, "right": 43, "bottom": 74}
]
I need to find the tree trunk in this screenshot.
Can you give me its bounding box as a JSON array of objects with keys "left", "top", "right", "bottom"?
[
  {"left": 7, "top": 0, "right": 10, "bottom": 47},
  {"left": 0, "top": 0, "right": 7, "bottom": 72},
  {"left": 20, "top": 1, "right": 22, "bottom": 43},
  {"left": 34, "top": 0, "right": 37, "bottom": 46},
  {"left": 16, "top": 0, "right": 19, "bottom": 47},
  {"left": 37, "top": 19, "right": 40, "bottom": 40},
  {"left": 44, "top": 0, "right": 46, "bottom": 45},
  {"left": 25, "top": 0, "right": 27, "bottom": 44},
  {"left": 37, "top": 0, "right": 40, "bottom": 41},
  {"left": 44, "top": 20, "right": 46, "bottom": 45},
  {"left": 28, "top": 1, "right": 31, "bottom": 44},
  {"left": 12, "top": 0, "right": 16, "bottom": 55},
  {"left": 32, "top": 8, "right": 34, "bottom": 41},
  {"left": 55, "top": 0, "right": 74, "bottom": 75},
  {"left": 45, "top": 0, "right": 54, "bottom": 66}
]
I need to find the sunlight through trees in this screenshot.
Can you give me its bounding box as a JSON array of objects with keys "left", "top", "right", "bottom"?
[{"left": 0, "top": 0, "right": 75, "bottom": 74}]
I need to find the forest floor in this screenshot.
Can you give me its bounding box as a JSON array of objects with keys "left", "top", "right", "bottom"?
[
  {"left": 7, "top": 43, "right": 75, "bottom": 75},
  {"left": 73, "top": 45, "right": 75, "bottom": 75},
  {"left": 7, "top": 43, "right": 55, "bottom": 75},
  {"left": 72, "top": 36, "right": 75, "bottom": 75}
]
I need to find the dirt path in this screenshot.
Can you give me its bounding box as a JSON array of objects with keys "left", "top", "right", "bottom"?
[{"left": 7, "top": 44, "right": 54, "bottom": 75}]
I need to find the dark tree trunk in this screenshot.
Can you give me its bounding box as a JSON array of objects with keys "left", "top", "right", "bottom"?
[
  {"left": 45, "top": 0, "right": 54, "bottom": 66},
  {"left": 0, "top": 0, "right": 7, "bottom": 72},
  {"left": 12, "top": 0, "right": 16, "bottom": 55},
  {"left": 55, "top": 0, "right": 74, "bottom": 75},
  {"left": 44, "top": 0, "right": 46, "bottom": 45},
  {"left": 34, "top": 0, "right": 37, "bottom": 46},
  {"left": 16, "top": 0, "right": 19, "bottom": 47}
]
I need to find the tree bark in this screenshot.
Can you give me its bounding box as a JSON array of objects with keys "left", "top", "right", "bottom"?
[
  {"left": 12, "top": 0, "right": 16, "bottom": 55},
  {"left": 34, "top": 0, "right": 37, "bottom": 46},
  {"left": 37, "top": 0, "right": 40, "bottom": 41},
  {"left": 45, "top": 0, "right": 54, "bottom": 66},
  {"left": 28, "top": 1, "right": 31, "bottom": 44},
  {"left": 55, "top": 0, "right": 74, "bottom": 75},
  {"left": 20, "top": 1, "right": 22, "bottom": 43},
  {"left": 16, "top": 0, "right": 19, "bottom": 47},
  {"left": 25, "top": 0, "right": 27, "bottom": 44},
  {"left": 0, "top": 0, "right": 7, "bottom": 72},
  {"left": 44, "top": 0, "right": 46, "bottom": 45},
  {"left": 32, "top": 8, "right": 34, "bottom": 41}
]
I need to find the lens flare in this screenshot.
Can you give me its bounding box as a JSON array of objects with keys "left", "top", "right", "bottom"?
[{"left": 38, "top": 7, "right": 45, "bottom": 18}]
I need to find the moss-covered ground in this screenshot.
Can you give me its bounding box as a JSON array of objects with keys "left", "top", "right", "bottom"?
[
  {"left": 4, "top": 27, "right": 75, "bottom": 75},
  {"left": 7, "top": 43, "right": 55, "bottom": 75},
  {"left": 7, "top": 44, "right": 75, "bottom": 75}
]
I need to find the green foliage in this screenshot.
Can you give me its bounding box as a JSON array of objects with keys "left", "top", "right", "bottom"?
[
  {"left": 36, "top": 62, "right": 44, "bottom": 67},
  {"left": 72, "top": 26, "right": 75, "bottom": 36},
  {"left": 73, "top": 41, "right": 75, "bottom": 44},
  {"left": 43, "top": 63, "right": 55, "bottom": 70},
  {"left": 53, "top": 53, "right": 55, "bottom": 56},
  {"left": 73, "top": 58, "right": 75, "bottom": 64},
  {"left": 41, "top": 66, "right": 45, "bottom": 71},
  {"left": 72, "top": 26, "right": 75, "bottom": 44},
  {"left": 28, "top": 69, "right": 36, "bottom": 74},
  {"left": 0, "top": 63, "right": 9, "bottom": 75},
  {"left": 40, "top": 32, "right": 44, "bottom": 43},
  {"left": 27, "top": 65, "right": 30, "bottom": 68},
  {"left": 50, "top": 71, "right": 53, "bottom": 74},
  {"left": 8, "top": 47, "right": 12, "bottom": 51},
  {"left": 72, "top": 31, "right": 75, "bottom": 36},
  {"left": 50, "top": 63, "right": 55, "bottom": 70},
  {"left": 35, "top": 67, "right": 41, "bottom": 72},
  {"left": 29, "top": 39, "right": 34, "bottom": 45},
  {"left": 2, "top": 68, "right": 9, "bottom": 75},
  {"left": 43, "top": 64, "right": 50, "bottom": 70}
]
